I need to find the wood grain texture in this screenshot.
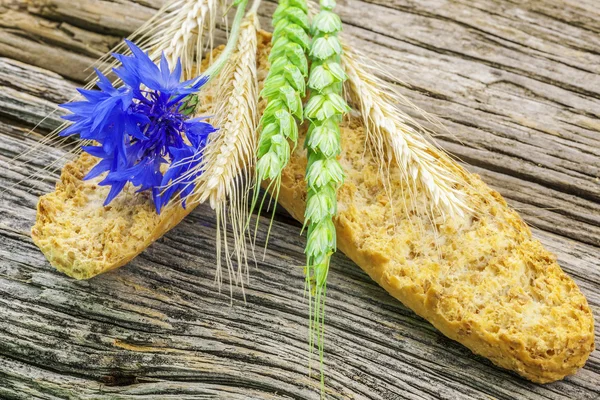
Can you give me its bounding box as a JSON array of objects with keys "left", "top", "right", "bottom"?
[{"left": 0, "top": 0, "right": 599, "bottom": 398}]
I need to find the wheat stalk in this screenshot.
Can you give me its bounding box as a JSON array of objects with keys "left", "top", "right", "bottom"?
[
  {"left": 303, "top": 0, "right": 349, "bottom": 388},
  {"left": 95, "top": 0, "right": 224, "bottom": 81},
  {"left": 198, "top": 12, "right": 258, "bottom": 208},
  {"left": 181, "top": 11, "right": 260, "bottom": 293},
  {"left": 342, "top": 47, "right": 469, "bottom": 218},
  {"left": 302, "top": 1, "right": 468, "bottom": 218},
  {"left": 253, "top": 0, "right": 310, "bottom": 246}
]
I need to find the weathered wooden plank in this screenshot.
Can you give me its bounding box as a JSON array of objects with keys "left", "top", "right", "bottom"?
[
  {"left": 0, "top": 1, "right": 262, "bottom": 82},
  {"left": 0, "top": 0, "right": 599, "bottom": 399},
  {"left": 1, "top": 180, "right": 599, "bottom": 400},
  {"left": 27, "top": 0, "right": 155, "bottom": 37},
  {"left": 0, "top": 9, "right": 120, "bottom": 57},
  {"left": 1, "top": 56, "right": 599, "bottom": 400},
  {"left": 0, "top": 7, "right": 120, "bottom": 81},
  {"left": 0, "top": 31, "right": 98, "bottom": 83},
  {"left": 334, "top": 0, "right": 600, "bottom": 203},
  {"left": 1, "top": 151, "right": 599, "bottom": 400}
]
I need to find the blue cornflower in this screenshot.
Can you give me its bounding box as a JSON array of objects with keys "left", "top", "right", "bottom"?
[{"left": 60, "top": 40, "right": 216, "bottom": 213}]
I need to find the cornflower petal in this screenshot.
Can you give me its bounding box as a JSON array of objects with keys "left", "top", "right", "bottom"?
[
  {"left": 76, "top": 88, "right": 108, "bottom": 103},
  {"left": 94, "top": 68, "right": 116, "bottom": 94},
  {"left": 159, "top": 53, "right": 174, "bottom": 90},
  {"left": 85, "top": 158, "right": 114, "bottom": 180},
  {"left": 172, "top": 59, "right": 183, "bottom": 84},
  {"left": 101, "top": 180, "right": 127, "bottom": 205},
  {"left": 125, "top": 41, "right": 165, "bottom": 91},
  {"left": 185, "top": 120, "right": 216, "bottom": 148}
]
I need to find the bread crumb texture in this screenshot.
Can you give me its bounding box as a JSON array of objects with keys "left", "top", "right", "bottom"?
[
  {"left": 32, "top": 152, "right": 163, "bottom": 279},
  {"left": 32, "top": 31, "right": 593, "bottom": 382}
]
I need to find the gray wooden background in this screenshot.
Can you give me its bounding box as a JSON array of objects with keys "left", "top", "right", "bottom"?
[{"left": 1, "top": 0, "right": 599, "bottom": 398}]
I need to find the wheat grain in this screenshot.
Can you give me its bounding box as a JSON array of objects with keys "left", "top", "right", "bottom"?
[
  {"left": 94, "top": 0, "right": 223, "bottom": 81},
  {"left": 303, "top": 0, "right": 349, "bottom": 388},
  {"left": 183, "top": 11, "right": 260, "bottom": 292},
  {"left": 342, "top": 47, "right": 469, "bottom": 218}
]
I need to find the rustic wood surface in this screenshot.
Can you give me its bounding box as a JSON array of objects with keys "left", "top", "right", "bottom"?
[{"left": 1, "top": 0, "right": 599, "bottom": 398}]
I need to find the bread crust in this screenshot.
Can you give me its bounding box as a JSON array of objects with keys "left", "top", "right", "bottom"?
[
  {"left": 31, "top": 31, "right": 594, "bottom": 382},
  {"left": 31, "top": 151, "right": 194, "bottom": 279}
]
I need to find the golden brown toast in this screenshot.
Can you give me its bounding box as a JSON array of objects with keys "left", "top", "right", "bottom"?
[
  {"left": 276, "top": 115, "right": 594, "bottom": 383},
  {"left": 31, "top": 151, "right": 193, "bottom": 279}
]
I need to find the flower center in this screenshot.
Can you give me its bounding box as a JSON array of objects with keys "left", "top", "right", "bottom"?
[{"left": 134, "top": 92, "right": 188, "bottom": 161}]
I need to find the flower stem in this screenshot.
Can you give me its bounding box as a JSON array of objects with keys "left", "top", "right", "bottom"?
[
  {"left": 249, "top": 0, "right": 262, "bottom": 14},
  {"left": 194, "top": 0, "right": 249, "bottom": 85}
]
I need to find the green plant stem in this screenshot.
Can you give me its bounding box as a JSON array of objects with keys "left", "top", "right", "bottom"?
[{"left": 194, "top": 0, "right": 249, "bottom": 85}]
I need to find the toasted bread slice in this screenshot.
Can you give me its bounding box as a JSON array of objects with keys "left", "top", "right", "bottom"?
[
  {"left": 31, "top": 32, "right": 271, "bottom": 279},
  {"left": 276, "top": 115, "right": 594, "bottom": 383},
  {"left": 32, "top": 31, "right": 594, "bottom": 382},
  {"left": 31, "top": 83, "right": 212, "bottom": 279},
  {"left": 31, "top": 151, "right": 194, "bottom": 279}
]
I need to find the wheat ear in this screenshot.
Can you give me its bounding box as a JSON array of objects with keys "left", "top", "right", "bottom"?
[
  {"left": 303, "top": 0, "right": 349, "bottom": 387},
  {"left": 163, "top": 0, "right": 220, "bottom": 78},
  {"left": 94, "top": 0, "right": 223, "bottom": 81},
  {"left": 342, "top": 47, "right": 469, "bottom": 218},
  {"left": 253, "top": 0, "right": 311, "bottom": 247},
  {"left": 183, "top": 11, "right": 260, "bottom": 293}
]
